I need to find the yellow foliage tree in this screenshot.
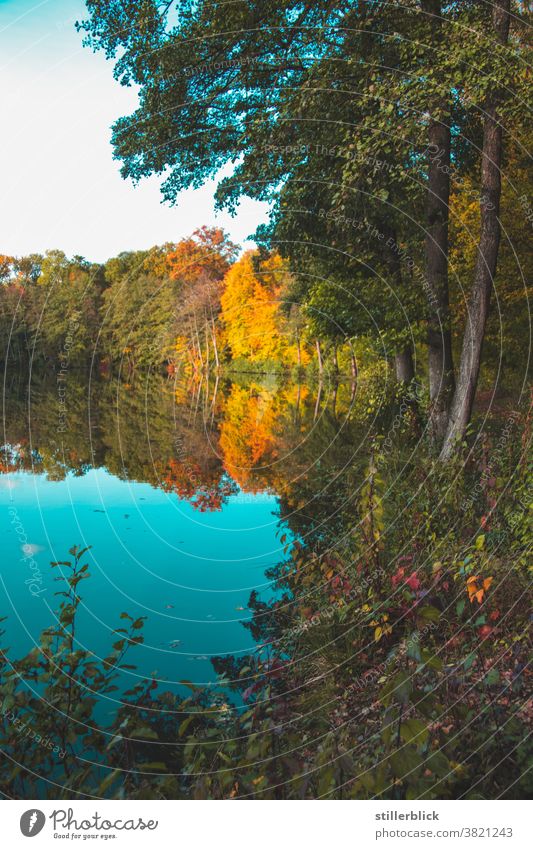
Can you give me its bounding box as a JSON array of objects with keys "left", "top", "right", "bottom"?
[{"left": 220, "top": 251, "right": 308, "bottom": 365}]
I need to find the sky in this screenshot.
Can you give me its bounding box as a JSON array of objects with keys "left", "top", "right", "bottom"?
[{"left": 0, "top": 0, "right": 269, "bottom": 262}]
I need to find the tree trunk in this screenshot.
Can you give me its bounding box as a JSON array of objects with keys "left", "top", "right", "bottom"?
[
  {"left": 315, "top": 339, "right": 323, "bottom": 375},
  {"left": 440, "top": 0, "right": 510, "bottom": 460},
  {"left": 210, "top": 318, "right": 220, "bottom": 369},
  {"left": 332, "top": 343, "right": 339, "bottom": 374},
  {"left": 350, "top": 346, "right": 358, "bottom": 405},
  {"left": 421, "top": 0, "right": 455, "bottom": 442},
  {"left": 350, "top": 347, "right": 358, "bottom": 381},
  {"left": 383, "top": 226, "right": 416, "bottom": 387},
  {"left": 314, "top": 380, "right": 323, "bottom": 421},
  {"left": 204, "top": 322, "right": 210, "bottom": 373},
  {"left": 395, "top": 347, "right": 415, "bottom": 383},
  {"left": 191, "top": 318, "right": 203, "bottom": 370}
]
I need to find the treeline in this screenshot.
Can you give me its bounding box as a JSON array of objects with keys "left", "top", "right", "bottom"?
[
  {"left": 0, "top": 229, "right": 346, "bottom": 375},
  {"left": 0, "top": 227, "right": 234, "bottom": 371}
]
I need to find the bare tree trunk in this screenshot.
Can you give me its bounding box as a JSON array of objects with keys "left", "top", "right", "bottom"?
[
  {"left": 296, "top": 334, "right": 301, "bottom": 368},
  {"left": 210, "top": 373, "right": 219, "bottom": 426},
  {"left": 421, "top": 0, "right": 455, "bottom": 442},
  {"left": 332, "top": 343, "right": 339, "bottom": 374},
  {"left": 440, "top": 0, "right": 510, "bottom": 460},
  {"left": 204, "top": 321, "right": 210, "bottom": 374},
  {"left": 195, "top": 335, "right": 204, "bottom": 370},
  {"left": 350, "top": 346, "right": 358, "bottom": 381},
  {"left": 314, "top": 380, "right": 323, "bottom": 421},
  {"left": 193, "top": 316, "right": 204, "bottom": 370},
  {"left": 315, "top": 339, "right": 323, "bottom": 375},
  {"left": 395, "top": 347, "right": 415, "bottom": 383},
  {"left": 350, "top": 345, "right": 358, "bottom": 405},
  {"left": 210, "top": 318, "right": 220, "bottom": 369}
]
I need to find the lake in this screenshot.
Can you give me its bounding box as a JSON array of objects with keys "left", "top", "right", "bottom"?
[{"left": 1, "top": 370, "right": 362, "bottom": 701}]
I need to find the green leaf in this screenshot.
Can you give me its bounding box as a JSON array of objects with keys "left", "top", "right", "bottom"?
[
  {"left": 400, "top": 718, "right": 429, "bottom": 746},
  {"left": 390, "top": 746, "right": 422, "bottom": 779},
  {"left": 130, "top": 726, "right": 159, "bottom": 740},
  {"left": 98, "top": 769, "right": 121, "bottom": 794},
  {"left": 417, "top": 605, "right": 440, "bottom": 623},
  {"left": 484, "top": 669, "right": 500, "bottom": 686},
  {"left": 178, "top": 715, "right": 195, "bottom": 738},
  {"left": 463, "top": 652, "right": 477, "bottom": 671}
]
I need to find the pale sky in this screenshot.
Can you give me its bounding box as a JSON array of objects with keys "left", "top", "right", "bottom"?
[{"left": 0, "top": 0, "right": 269, "bottom": 262}]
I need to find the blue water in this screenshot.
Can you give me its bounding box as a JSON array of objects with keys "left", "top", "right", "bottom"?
[{"left": 1, "top": 468, "right": 286, "bottom": 699}]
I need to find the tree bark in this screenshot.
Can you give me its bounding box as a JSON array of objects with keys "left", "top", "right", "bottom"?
[
  {"left": 440, "top": 0, "right": 510, "bottom": 460},
  {"left": 395, "top": 347, "right": 415, "bottom": 383},
  {"left": 421, "top": 0, "right": 455, "bottom": 442},
  {"left": 383, "top": 225, "right": 416, "bottom": 386}
]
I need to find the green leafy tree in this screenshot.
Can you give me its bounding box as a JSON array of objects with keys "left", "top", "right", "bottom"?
[{"left": 79, "top": 0, "right": 529, "bottom": 454}]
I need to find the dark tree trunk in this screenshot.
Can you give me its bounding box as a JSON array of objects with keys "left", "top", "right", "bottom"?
[
  {"left": 421, "top": 0, "right": 455, "bottom": 442},
  {"left": 426, "top": 116, "right": 455, "bottom": 441},
  {"left": 395, "top": 347, "right": 415, "bottom": 383},
  {"left": 383, "top": 225, "right": 416, "bottom": 386},
  {"left": 440, "top": 0, "right": 510, "bottom": 460}
]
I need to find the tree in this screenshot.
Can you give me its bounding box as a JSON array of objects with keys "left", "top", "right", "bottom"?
[
  {"left": 163, "top": 227, "right": 239, "bottom": 372},
  {"left": 102, "top": 249, "right": 179, "bottom": 369},
  {"left": 101, "top": 229, "right": 237, "bottom": 371},
  {"left": 440, "top": 0, "right": 512, "bottom": 458},
  {"left": 220, "top": 251, "right": 304, "bottom": 365},
  {"left": 78, "top": 0, "right": 530, "bottom": 452}
]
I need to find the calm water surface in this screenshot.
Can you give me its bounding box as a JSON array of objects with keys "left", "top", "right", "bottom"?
[{"left": 1, "top": 372, "right": 361, "bottom": 698}]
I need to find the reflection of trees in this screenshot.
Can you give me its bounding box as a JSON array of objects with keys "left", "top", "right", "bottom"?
[
  {"left": 2, "top": 374, "right": 96, "bottom": 480},
  {"left": 219, "top": 383, "right": 278, "bottom": 491},
  {"left": 159, "top": 460, "right": 237, "bottom": 511},
  {"left": 2, "top": 373, "right": 370, "bottom": 520}
]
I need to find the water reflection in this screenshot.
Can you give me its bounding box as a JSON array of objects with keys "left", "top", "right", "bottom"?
[{"left": 1, "top": 371, "right": 367, "bottom": 693}]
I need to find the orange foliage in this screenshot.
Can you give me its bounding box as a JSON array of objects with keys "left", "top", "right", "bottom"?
[
  {"left": 148, "top": 227, "right": 238, "bottom": 282},
  {"left": 466, "top": 575, "right": 493, "bottom": 604},
  {"left": 219, "top": 383, "right": 278, "bottom": 490},
  {"left": 159, "top": 457, "right": 237, "bottom": 511},
  {"left": 220, "top": 252, "right": 306, "bottom": 364}
]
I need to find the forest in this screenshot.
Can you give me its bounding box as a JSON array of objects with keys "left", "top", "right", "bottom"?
[{"left": 0, "top": 0, "right": 531, "bottom": 802}]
